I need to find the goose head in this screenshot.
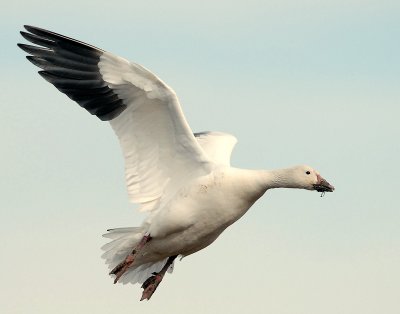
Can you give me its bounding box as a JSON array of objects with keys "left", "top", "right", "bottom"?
[{"left": 291, "top": 165, "right": 335, "bottom": 192}]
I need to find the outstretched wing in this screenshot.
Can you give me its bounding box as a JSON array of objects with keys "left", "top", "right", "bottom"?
[
  {"left": 195, "top": 132, "right": 237, "bottom": 166},
  {"left": 19, "top": 25, "right": 212, "bottom": 212}
]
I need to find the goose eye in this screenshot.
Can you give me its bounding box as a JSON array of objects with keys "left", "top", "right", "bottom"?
[{"left": 306, "top": 171, "right": 311, "bottom": 175}]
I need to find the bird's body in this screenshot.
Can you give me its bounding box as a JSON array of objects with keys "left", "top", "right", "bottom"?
[
  {"left": 102, "top": 166, "right": 266, "bottom": 282},
  {"left": 139, "top": 167, "right": 265, "bottom": 258},
  {"left": 18, "top": 25, "right": 335, "bottom": 300}
]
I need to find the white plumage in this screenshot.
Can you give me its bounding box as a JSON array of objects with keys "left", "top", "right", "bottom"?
[
  {"left": 100, "top": 51, "right": 211, "bottom": 212},
  {"left": 19, "top": 25, "right": 334, "bottom": 299}
]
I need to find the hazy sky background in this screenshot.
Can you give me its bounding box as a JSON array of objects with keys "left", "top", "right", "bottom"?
[{"left": 1, "top": 1, "right": 399, "bottom": 313}]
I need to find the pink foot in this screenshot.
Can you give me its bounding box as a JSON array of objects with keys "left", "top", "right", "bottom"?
[
  {"left": 110, "top": 253, "right": 136, "bottom": 284},
  {"left": 140, "top": 273, "right": 163, "bottom": 301},
  {"left": 109, "top": 234, "right": 152, "bottom": 284}
]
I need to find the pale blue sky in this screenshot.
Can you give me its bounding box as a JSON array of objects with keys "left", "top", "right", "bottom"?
[{"left": 1, "top": 1, "right": 399, "bottom": 313}]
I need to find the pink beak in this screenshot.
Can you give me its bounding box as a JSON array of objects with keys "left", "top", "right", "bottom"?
[{"left": 314, "top": 174, "right": 335, "bottom": 192}]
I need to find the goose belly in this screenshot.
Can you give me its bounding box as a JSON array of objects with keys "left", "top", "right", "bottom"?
[{"left": 144, "top": 168, "right": 265, "bottom": 259}]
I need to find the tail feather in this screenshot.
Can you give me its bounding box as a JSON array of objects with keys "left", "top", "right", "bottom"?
[
  {"left": 101, "top": 227, "right": 142, "bottom": 263},
  {"left": 103, "top": 227, "right": 142, "bottom": 239},
  {"left": 119, "top": 259, "right": 168, "bottom": 285},
  {"left": 101, "top": 227, "right": 175, "bottom": 285}
]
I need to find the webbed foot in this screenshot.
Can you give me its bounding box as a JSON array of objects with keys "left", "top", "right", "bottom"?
[
  {"left": 110, "top": 252, "right": 136, "bottom": 284},
  {"left": 109, "top": 234, "right": 152, "bottom": 284},
  {"left": 140, "top": 272, "right": 163, "bottom": 301}
]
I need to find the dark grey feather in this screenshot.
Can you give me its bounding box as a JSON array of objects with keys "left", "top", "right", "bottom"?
[
  {"left": 20, "top": 31, "right": 55, "bottom": 49},
  {"left": 18, "top": 25, "right": 127, "bottom": 121},
  {"left": 24, "top": 25, "right": 103, "bottom": 54},
  {"left": 26, "top": 57, "right": 101, "bottom": 80},
  {"left": 38, "top": 71, "right": 107, "bottom": 89}
]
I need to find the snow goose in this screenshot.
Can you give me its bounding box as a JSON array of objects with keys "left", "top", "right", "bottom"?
[{"left": 18, "top": 25, "right": 335, "bottom": 301}]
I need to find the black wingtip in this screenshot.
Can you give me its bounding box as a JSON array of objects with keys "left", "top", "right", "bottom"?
[
  {"left": 23, "top": 25, "right": 42, "bottom": 35},
  {"left": 24, "top": 25, "right": 102, "bottom": 51},
  {"left": 24, "top": 25, "right": 41, "bottom": 32},
  {"left": 17, "top": 43, "right": 51, "bottom": 55},
  {"left": 19, "top": 31, "right": 31, "bottom": 44},
  {"left": 26, "top": 56, "right": 48, "bottom": 69},
  {"left": 20, "top": 30, "right": 55, "bottom": 48},
  {"left": 23, "top": 25, "right": 57, "bottom": 39},
  {"left": 38, "top": 70, "right": 54, "bottom": 83},
  {"left": 17, "top": 43, "right": 29, "bottom": 53},
  {"left": 19, "top": 25, "right": 126, "bottom": 121}
]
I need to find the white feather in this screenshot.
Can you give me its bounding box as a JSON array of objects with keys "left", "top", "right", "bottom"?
[
  {"left": 99, "top": 52, "right": 212, "bottom": 211},
  {"left": 195, "top": 132, "right": 237, "bottom": 166},
  {"left": 101, "top": 228, "right": 175, "bottom": 285}
]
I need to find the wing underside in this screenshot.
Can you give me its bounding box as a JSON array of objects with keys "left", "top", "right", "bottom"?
[{"left": 19, "top": 25, "right": 212, "bottom": 212}]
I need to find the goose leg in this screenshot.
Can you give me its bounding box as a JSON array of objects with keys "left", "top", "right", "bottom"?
[
  {"left": 110, "top": 234, "right": 151, "bottom": 284},
  {"left": 140, "top": 255, "right": 178, "bottom": 301}
]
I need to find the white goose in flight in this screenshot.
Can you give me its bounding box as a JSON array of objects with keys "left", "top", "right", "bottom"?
[{"left": 18, "top": 25, "right": 334, "bottom": 301}]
